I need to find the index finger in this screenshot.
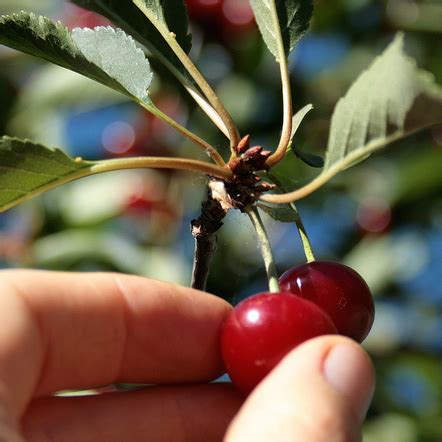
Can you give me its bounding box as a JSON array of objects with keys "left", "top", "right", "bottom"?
[{"left": 0, "top": 270, "right": 231, "bottom": 417}]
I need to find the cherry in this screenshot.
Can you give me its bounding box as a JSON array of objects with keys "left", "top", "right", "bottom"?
[
  {"left": 279, "top": 261, "right": 374, "bottom": 343},
  {"left": 221, "top": 292, "right": 337, "bottom": 394}
]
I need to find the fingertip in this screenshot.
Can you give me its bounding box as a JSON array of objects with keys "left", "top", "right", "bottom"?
[
  {"left": 225, "top": 335, "right": 375, "bottom": 442},
  {"left": 323, "top": 338, "right": 375, "bottom": 423},
  {"left": 264, "top": 335, "right": 375, "bottom": 422}
]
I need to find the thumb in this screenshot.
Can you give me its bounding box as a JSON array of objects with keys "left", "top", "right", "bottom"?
[{"left": 225, "top": 336, "right": 375, "bottom": 442}]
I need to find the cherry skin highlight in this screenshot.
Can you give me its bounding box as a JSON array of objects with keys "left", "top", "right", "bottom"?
[
  {"left": 221, "top": 291, "right": 337, "bottom": 394},
  {"left": 279, "top": 261, "right": 374, "bottom": 343}
]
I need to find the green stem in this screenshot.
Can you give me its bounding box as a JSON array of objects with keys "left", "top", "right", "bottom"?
[
  {"left": 265, "top": 173, "right": 316, "bottom": 262},
  {"left": 260, "top": 130, "right": 421, "bottom": 204},
  {"left": 265, "top": 1, "right": 293, "bottom": 167},
  {"left": 155, "top": 60, "right": 231, "bottom": 138},
  {"left": 0, "top": 155, "right": 232, "bottom": 214},
  {"left": 90, "top": 156, "right": 232, "bottom": 179},
  {"left": 245, "top": 206, "right": 280, "bottom": 293},
  {"left": 152, "top": 50, "right": 230, "bottom": 138},
  {"left": 185, "top": 85, "right": 230, "bottom": 138},
  {"left": 85, "top": 1, "right": 230, "bottom": 138},
  {"left": 133, "top": 0, "right": 240, "bottom": 150},
  {"left": 141, "top": 101, "right": 227, "bottom": 167},
  {"left": 289, "top": 203, "right": 315, "bottom": 263},
  {"left": 166, "top": 39, "right": 240, "bottom": 149}
]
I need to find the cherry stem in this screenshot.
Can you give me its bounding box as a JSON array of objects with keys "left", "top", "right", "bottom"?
[
  {"left": 289, "top": 202, "right": 316, "bottom": 263},
  {"left": 245, "top": 206, "right": 280, "bottom": 293},
  {"left": 265, "top": 173, "right": 316, "bottom": 263}
]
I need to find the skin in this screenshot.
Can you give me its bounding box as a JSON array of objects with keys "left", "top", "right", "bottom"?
[{"left": 0, "top": 270, "right": 375, "bottom": 442}]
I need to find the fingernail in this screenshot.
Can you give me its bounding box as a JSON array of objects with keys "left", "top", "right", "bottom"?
[{"left": 324, "top": 343, "right": 375, "bottom": 422}]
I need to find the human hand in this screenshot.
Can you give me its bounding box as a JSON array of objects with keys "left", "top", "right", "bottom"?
[
  {"left": 225, "top": 335, "right": 375, "bottom": 442},
  {"left": 0, "top": 270, "right": 374, "bottom": 441}
]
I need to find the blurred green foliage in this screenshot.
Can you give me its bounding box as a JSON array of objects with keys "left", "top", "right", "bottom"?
[{"left": 0, "top": 0, "right": 441, "bottom": 440}]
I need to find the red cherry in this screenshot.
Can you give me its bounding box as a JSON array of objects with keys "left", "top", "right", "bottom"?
[
  {"left": 221, "top": 292, "right": 337, "bottom": 394},
  {"left": 279, "top": 261, "right": 374, "bottom": 343}
]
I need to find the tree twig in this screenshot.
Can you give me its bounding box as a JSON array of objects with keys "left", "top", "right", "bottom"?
[{"left": 190, "top": 186, "right": 228, "bottom": 290}]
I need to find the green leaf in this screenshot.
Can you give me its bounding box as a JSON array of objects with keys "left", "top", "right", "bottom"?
[
  {"left": 0, "top": 12, "right": 153, "bottom": 102},
  {"left": 257, "top": 173, "right": 297, "bottom": 222},
  {"left": 262, "top": 33, "right": 442, "bottom": 203},
  {"left": 292, "top": 148, "right": 324, "bottom": 168},
  {"left": 134, "top": 0, "right": 191, "bottom": 48},
  {"left": 0, "top": 136, "right": 230, "bottom": 212},
  {"left": 71, "top": 26, "right": 153, "bottom": 100},
  {"left": 0, "top": 137, "right": 94, "bottom": 212},
  {"left": 287, "top": 104, "right": 323, "bottom": 168},
  {"left": 71, "top": 0, "right": 191, "bottom": 72},
  {"left": 324, "top": 33, "right": 442, "bottom": 173},
  {"left": 250, "top": 0, "right": 313, "bottom": 58},
  {"left": 258, "top": 203, "right": 295, "bottom": 222},
  {"left": 290, "top": 103, "right": 313, "bottom": 141}
]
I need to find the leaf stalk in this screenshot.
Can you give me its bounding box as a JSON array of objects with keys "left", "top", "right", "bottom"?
[
  {"left": 156, "top": 58, "right": 231, "bottom": 137},
  {"left": 142, "top": 101, "right": 227, "bottom": 167},
  {"left": 260, "top": 128, "right": 428, "bottom": 204},
  {"left": 133, "top": 0, "right": 240, "bottom": 149},
  {"left": 265, "top": 1, "right": 293, "bottom": 167},
  {"left": 90, "top": 156, "right": 232, "bottom": 179}
]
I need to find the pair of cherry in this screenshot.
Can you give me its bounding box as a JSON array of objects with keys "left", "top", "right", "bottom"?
[{"left": 221, "top": 261, "right": 375, "bottom": 394}]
